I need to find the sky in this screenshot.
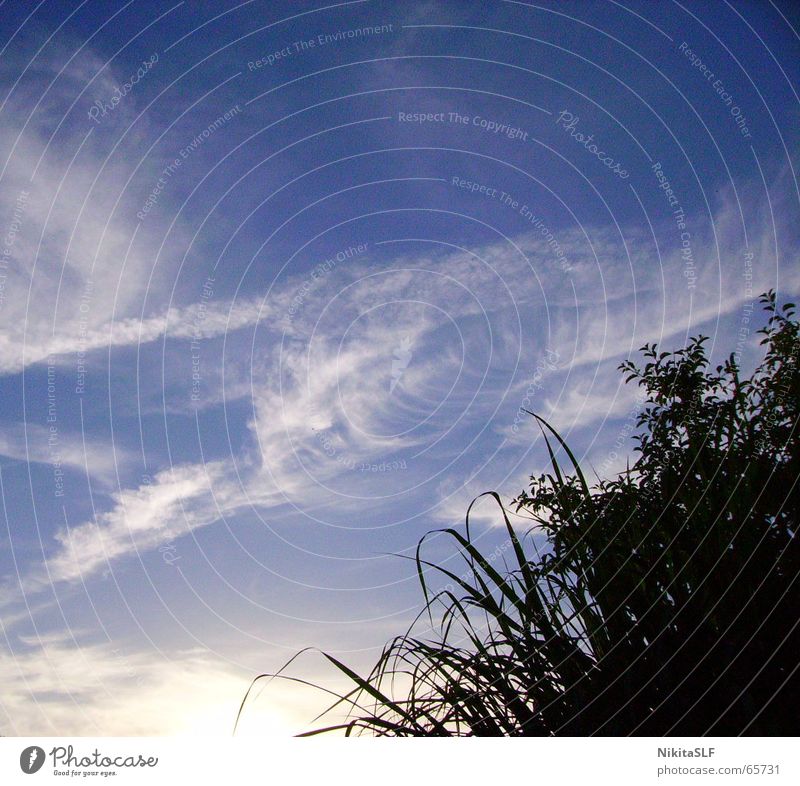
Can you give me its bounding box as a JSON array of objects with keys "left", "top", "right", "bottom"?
[{"left": 0, "top": 0, "right": 798, "bottom": 736}]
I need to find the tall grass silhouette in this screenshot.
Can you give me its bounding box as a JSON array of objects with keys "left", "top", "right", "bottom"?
[{"left": 240, "top": 291, "right": 799, "bottom": 735}]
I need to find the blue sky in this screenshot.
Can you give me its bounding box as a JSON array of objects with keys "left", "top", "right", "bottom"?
[{"left": 0, "top": 0, "right": 798, "bottom": 735}]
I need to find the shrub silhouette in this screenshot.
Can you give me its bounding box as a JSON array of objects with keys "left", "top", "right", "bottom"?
[{"left": 243, "top": 292, "right": 798, "bottom": 735}]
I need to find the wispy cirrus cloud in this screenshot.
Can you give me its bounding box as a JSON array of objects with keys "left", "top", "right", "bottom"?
[
  {"left": 0, "top": 423, "right": 131, "bottom": 487},
  {"left": 4, "top": 164, "right": 797, "bottom": 612},
  {"left": 42, "top": 461, "right": 242, "bottom": 586}
]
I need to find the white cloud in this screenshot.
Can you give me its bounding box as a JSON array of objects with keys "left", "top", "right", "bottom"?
[
  {"left": 0, "top": 423, "right": 130, "bottom": 486},
  {"left": 0, "top": 635, "right": 311, "bottom": 735},
  {"left": 41, "top": 461, "right": 242, "bottom": 586},
  {"left": 0, "top": 295, "right": 272, "bottom": 376},
  {"left": 0, "top": 43, "right": 202, "bottom": 377}
]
